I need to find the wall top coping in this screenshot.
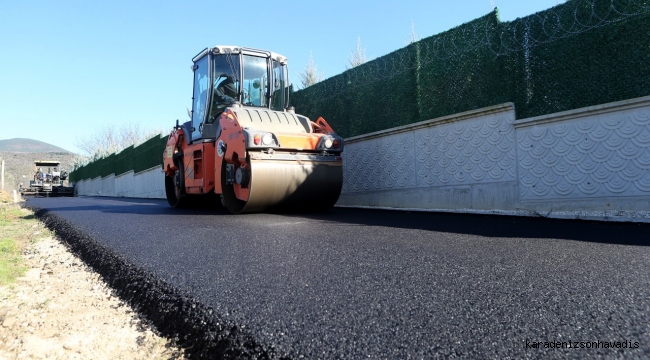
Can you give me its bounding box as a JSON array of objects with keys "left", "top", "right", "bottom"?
[
  {"left": 515, "top": 95, "right": 650, "bottom": 128},
  {"left": 344, "top": 102, "right": 515, "bottom": 144},
  {"left": 134, "top": 165, "right": 163, "bottom": 176}
]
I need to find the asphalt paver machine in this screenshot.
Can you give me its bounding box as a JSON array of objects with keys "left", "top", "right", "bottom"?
[{"left": 19, "top": 160, "right": 73, "bottom": 197}]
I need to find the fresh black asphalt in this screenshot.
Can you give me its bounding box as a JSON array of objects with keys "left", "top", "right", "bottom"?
[{"left": 27, "top": 196, "right": 650, "bottom": 359}]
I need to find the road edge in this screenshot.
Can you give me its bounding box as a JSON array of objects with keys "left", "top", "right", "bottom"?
[{"left": 28, "top": 205, "right": 281, "bottom": 359}]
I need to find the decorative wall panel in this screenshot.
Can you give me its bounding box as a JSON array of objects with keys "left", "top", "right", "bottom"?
[
  {"left": 342, "top": 108, "right": 516, "bottom": 193},
  {"left": 517, "top": 109, "right": 650, "bottom": 200},
  {"left": 343, "top": 133, "right": 416, "bottom": 193},
  {"left": 413, "top": 114, "right": 516, "bottom": 187}
]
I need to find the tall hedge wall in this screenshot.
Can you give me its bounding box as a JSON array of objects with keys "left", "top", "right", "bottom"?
[
  {"left": 69, "top": 135, "right": 167, "bottom": 182},
  {"left": 292, "top": 0, "right": 650, "bottom": 138}
]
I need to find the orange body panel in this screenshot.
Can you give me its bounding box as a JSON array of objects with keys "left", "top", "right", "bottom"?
[
  {"left": 219, "top": 109, "right": 247, "bottom": 166},
  {"left": 276, "top": 133, "right": 321, "bottom": 150},
  {"left": 163, "top": 127, "right": 218, "bottom": 195},
  {"left": 182, "top": 142, "right": 216, "bottom": 194},
  {"left": 313, "top": 117, "right": 335, "bottom": 134},
  {"left": 214, "top": 109, "right": 248, "bottom": 200},
  {"left": 163, "top": 129, "right": 183, "bottom": 176}
]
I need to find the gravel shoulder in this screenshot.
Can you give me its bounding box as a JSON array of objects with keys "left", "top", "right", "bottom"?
[{"left": 0, "top": 205, "right": 184, "bottom": 359}]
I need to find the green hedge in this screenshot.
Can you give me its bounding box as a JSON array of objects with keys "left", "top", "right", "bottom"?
[
  {"left": 292, "top": 0, "right": 650, "bottom": 138},
  {"left": 114, "top": 145, "right": 134, "bottom": 176},
  {"left": 69, "top": 135, "right": 167, "bottom": 182},
  {"left": 134, "top": 136, "right": 168, "bottom": 173}
]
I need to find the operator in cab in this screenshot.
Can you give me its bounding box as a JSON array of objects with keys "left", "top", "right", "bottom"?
[{"left": 210, "top": 75, "right": 238, "bottom": 120}]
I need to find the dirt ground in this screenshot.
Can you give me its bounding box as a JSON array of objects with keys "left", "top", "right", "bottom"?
[{"left": 0, "top": 212, "right": 184, "bottom": 359}]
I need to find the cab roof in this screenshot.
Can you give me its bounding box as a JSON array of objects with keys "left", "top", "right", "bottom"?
[
  {"left": 192, "top": 46, "right": 287, "bottom": 65},
  {"left": 34, "top": 161, "right": 61, "bottom": 166}
]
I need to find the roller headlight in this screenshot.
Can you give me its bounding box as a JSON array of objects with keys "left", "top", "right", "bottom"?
[
  {"left": 244, "top": 129, "right": 279, "bottom": 149},
  {"left": 316, "top": 135, "right": 343, "bottom": 152},
  {"left": 262, "top": 134, "right": 273, "bottom": 145}
]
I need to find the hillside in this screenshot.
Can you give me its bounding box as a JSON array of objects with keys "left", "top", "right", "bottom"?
[
  {"left": 0, "top": 138, "right": 72, "bottom": 153},
  {"left": 0, "top": 152, "right": 76, "bottom": 191}
]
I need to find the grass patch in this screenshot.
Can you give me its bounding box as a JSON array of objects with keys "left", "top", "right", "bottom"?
[
  {"left": 0, "top": 190, "right": 50, "bottom": 285},
  {"left": 0, "top": 238, "right": 25, "bottom": 285}
]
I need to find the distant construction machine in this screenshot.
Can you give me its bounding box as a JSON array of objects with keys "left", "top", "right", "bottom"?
[
  {"left": 19, "top": 160, "right": 74, "bottom": 197},
  {"left": 163, "top": 46, "right": 344, "bottom": 214}
]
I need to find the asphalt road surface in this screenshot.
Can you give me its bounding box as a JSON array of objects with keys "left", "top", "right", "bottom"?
[{"left": 27, "top": 196, "right": 649, "bottom": 359}]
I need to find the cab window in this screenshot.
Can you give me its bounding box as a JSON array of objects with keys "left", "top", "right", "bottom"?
[
  {"left": 271, "top": 60, "right": 288, "bottom": 111},
  {"left": 191, "top": 56, "right": 209, "bottom": 140},
  {"left": 209, "top": 54, "right": 241, "bottom": 122},
  {"left": 242, "top": 55, "right": 268, "bottom": 107}
]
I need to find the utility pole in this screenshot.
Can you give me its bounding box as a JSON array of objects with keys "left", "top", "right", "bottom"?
[{"left": 1, "top": 159, "right": 4, "bottom": 191}]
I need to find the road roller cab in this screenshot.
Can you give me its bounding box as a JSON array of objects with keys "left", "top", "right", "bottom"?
[{"left": 163, "top": 46, "right": 344, "bottom": 214}]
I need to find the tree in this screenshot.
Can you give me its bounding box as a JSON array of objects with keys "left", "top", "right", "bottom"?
[
  {"left": 346, "top": 35, "right": 367, "bottom": 69},
  {"left": 299, "top": 51, "right": 324, "bottom": 89},
  {"left": 405, "top": 20, "right": 419, "bottom": 44}
]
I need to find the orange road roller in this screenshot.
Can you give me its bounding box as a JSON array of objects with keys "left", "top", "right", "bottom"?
[{"left": 163, "top": 46, "right": 343, "bottom": 214}]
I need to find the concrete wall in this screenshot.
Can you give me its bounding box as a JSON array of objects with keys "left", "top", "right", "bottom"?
[
  {"left": 74, "top": 96, "right": 650, "bottom": 222},
  {"left": 75, "top": 167, "right": 165, "bottom": 199},
  {"left": 338, "top": 96, "right": 650, "bottom": 222},
  {"left": 514, "top": 96, "right": 650, "bottom": 218},
  {"left": 338, "top": 103, "right": 519, "bottom": 211}
]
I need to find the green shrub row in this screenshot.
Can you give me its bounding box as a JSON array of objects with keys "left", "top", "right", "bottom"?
[{"left": 69, "top": 135, "right": 167, "bottom": 182}]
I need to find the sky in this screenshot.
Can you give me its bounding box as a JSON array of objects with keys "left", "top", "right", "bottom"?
[{"left": 0, "top": 0, "right": 565, "bottom": 154}]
